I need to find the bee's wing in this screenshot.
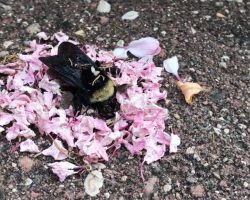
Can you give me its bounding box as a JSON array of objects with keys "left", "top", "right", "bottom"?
[
  {"left": 39, "top": 55, "right": 87, "bottom": 90},
  {"left": 58, "top": 42, "right": 97, "bottom": 68}
]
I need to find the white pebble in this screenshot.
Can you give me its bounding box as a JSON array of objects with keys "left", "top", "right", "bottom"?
[
  {"left": 163, "top": 184, "right": 172, "bottom": 192},
  {"left": 121, "top": 11, "right": 139, "bottom": 20},
  {"left": 97, "top": 0, "right": 111, "bottom": 13}
]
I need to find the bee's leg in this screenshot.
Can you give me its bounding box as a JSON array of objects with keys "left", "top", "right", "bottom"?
[
  {"left": 81, "top": 106, "right": 90, "bottom": 115},
  {"left": 72, "top": 93, "right": 83, "bottom": 115}
]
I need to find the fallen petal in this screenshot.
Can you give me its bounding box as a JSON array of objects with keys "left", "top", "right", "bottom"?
[
  {"left": 176, "top": 81, "right": 205, "bottom": 104},
  {"left": 113, "top": 47, "right": 128, "bottom": 59},
  {"left": 127, "top": 37, "right": 161, "bottom": 58},
  {"left": 20, "top": 139, "right": 40, "bottom": 153},
  {"left": 48, "top": 161, "right": 79, "bottom": 182},
  {"left": 163, "top": 56, "right": 181, "bottom": 80},
  {"left": 84, "top": 170, "right": 104, "bottom": 197}
]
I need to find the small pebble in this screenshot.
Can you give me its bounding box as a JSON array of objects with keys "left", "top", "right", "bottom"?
[
  {"left": 173, "top": 113, "right": 180, "bottom": 119},
  {"left": 12, "top": 188, "right": 17, "bottom": 193},
  {"left": 161, "top": 31, "right": 166, "bottom": 36},
  {"left": 221, "top": 55, "right": 230, "bottom": 62},
  {"left": 97, "top": 0, "right": 111, "bottom": 13},
  {"left": 121, "top": 11, "right": 139, "bottom": 20},
  {"left": 163, "top": 184, "right": 172, "bottom": 192},
  {"left": 243, "top": 182, "right": 248, "bottom": 188},
  {"left": 190, "top": 185, "right": 205, "bottom": 197},
  {"left": 224, "top": 128, "right": 230, "bottom": 134},
  {"left": 186, "top": 146, "right": 195, "bottom": 155},
  {"left": 0, "top": 51, "right": 9, "bottom": 58},
  {"left": 104, "top": 192, "right": 110, "bottom": 198},
  {"left": 100, "top": 16, "right": 109, "bottom": 24},
  {"left": 74, "top": 30, "right": 86, "bottom": 39},
  {"left": 25, "top": 178, "right": 33, "bottom": 186},
  {"left": 26, "top": 23, "right": 41, "bottom": 35},
  {"left": 219, "top": 62, "right": 227, "bottom": 68},
  {"left": 3, "top": 41, "right": 14, "bottom": 49},
  {"left": 121, "top": 175, "right": 128, "bottom": 182},
  {"left": 116, "top": 40, "right": 125, "bottom": 47},
  {"left": 12, "top": 163, "right": 17, "bottom": 168}
]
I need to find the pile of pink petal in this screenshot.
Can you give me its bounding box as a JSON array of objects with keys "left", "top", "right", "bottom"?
[{"left": 0, "top": 32, "right": 180, "bottom": 182}]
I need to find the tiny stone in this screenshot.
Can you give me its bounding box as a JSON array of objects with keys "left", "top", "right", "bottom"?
[
  {"left": 104, "top": 192, "right": 110, "bottom": 198},
  {"left": 243, "top": 182, "right": 248, "bottom": 188},
  {"left": 100, "top": 16, "right": 109, "bottom": 24},
  {"left": 192, "top": 11, "right": 199, "bottom": 14},
  {"left": 26, "top": 23, "right": 41, "bottom": 35},
  {"left": 217, "top": 124, "right": 222, "bottom": 129},
  {"left": 74, "top": 30, "right": 86, "bottom": 39},
  {"left": 25, "top": 178, "right": 33, "bottom": 186},
  {"left": 12, "top": 188, "right": 17, "bottom": 193},
  {"left": 193, "top": 153, "right": 201, "bottom": 161},
  {"left": 190, "top": 27, "right": 196, "bottom": 34},
  {"left": 163, "top": 184, "right": 172, "bottom": 192},
  {"left": 121, "top": 11, "right": 139, "bottom": 21},
  {"left": 224, "top": 128, "right": 230, "bottom": 134},
  {"left": 190, "top": 185, "right": 205, "bottom": 197},
  {"left": 116, "top": 40, "right": 125, "bottom": 47},
  {"left": 187, "top": 177, "right": 197, "bottom": 183},
  {"left": 215, "top": 2, "right": 224, "bottom": 7},
  {"left": 3, "top": 41, "right": 14, "bottom": 49},
  {"left": 219, "top": 180, "right": 227, "bottom": 188},
  {"left": 161, "top": 31, "right": 166, "bottom": 36},
  {"left": 221, "top": 55, "right": 230, "bottom": 62},
  {"left": 153, "top": 27, "right": 158, "bottom": 31},
  {"left": 12, "top": 163, "right": 17, "bottom": 168},
  {"left": 219, "top": 62, "right": 227, "bottom": 68},
  {"left": 0, "top": 51, "right": 9, "bottom": 58},
  {"left": 186, "top": 146, "right": 195, "bottom": 155},
  {"left": 121, "top": 175, "right": 128, "bottom": 182},
  {"left": 97, "top": 0, "right": 111, "bottom": 13},
  {"left": 238, "top": 124, "right": 247, "bottom": 129},
  {"left": 213, "top": 172, "right": 221, "bottom": 179},
  {"left": 173, "top": 113, "right": 180, "bottom": 119}
]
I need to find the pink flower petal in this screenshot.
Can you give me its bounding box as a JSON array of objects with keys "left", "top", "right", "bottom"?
[
  {"left": 20, "top": 139, "right": 40, "bottom": 153},
  {"left": 0, "top": 112, "right": 14, "bottom": 126},
  {"left": 127, "top": 37, "right": 161, "bottom": 58},
  {"left": 48, "top": 161, "right": 79, "bottom": 182},
  {"left": 42, "top": 139, "right": 68, "bottom": 160}
]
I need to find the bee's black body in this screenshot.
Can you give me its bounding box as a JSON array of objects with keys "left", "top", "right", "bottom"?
[{"left": 39, "top": 42, "right": 119, "bottom": 118}]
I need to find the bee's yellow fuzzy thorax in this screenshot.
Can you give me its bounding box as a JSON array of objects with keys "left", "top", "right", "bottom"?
[{"left": 90, "top": 79, "right": 115, "bottom": 103}]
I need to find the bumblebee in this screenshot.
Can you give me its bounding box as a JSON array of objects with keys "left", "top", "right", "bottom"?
[{"left": 39, "top": 42, "right": 119, "bottom": 118}]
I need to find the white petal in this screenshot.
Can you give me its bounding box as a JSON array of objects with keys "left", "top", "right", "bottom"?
[
  {"left": 97, "top": 0, "right": 111, "bottom": 13},
  {"left": 163, "top": 56, "right": 180, "bottom": 79},
  {"left": 121, "top": 11, "right": 139, "bottom": 20},
  {"left": 169, "top": 134, "right": 181, "bottom": 153},
  {"left": 113, "top": 47, "right": 128, "bottom": 59},
  {"left": 84, "top": 170, "right": 104, "bottom": 197}
]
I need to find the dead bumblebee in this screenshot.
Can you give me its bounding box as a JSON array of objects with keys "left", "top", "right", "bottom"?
[{"left": 39, "top": 42, "right": 119, "bottom": 118}]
